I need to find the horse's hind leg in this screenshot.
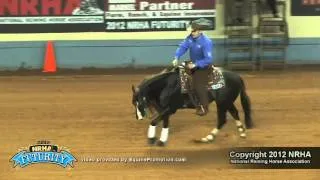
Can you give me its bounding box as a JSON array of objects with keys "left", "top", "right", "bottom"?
[
  {"left": 228, "top": 103, "right": 240, "bottom": 120},
  {"left": 196, "top": 104, "right": 227, "bottom": 143},
  {"left": 229, "top": 104, "right": 246, "bottom": 138}
]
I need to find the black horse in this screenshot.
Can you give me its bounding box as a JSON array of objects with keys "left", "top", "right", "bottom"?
[{"left": 131, "top": 65, "right": 253, "bottom": 146}]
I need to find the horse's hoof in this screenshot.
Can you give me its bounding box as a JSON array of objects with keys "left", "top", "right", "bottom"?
[
  {"left": 246, "top": 125, "right": 253, "bottom": 129},
  {"left": 193, "top": 138, "right": 214, "bottom": 144},
  {"left": 156, "top": 140, "right": 166, "bottom": 147},
  {"left": 148, "top": 137, "right": 157, "bottom": 145},
  {"left": 246, "top": 122, "right": 254, "bottom": 129},
  {"left": 240, "top": 133, "right": 247, "bottom": 138}
]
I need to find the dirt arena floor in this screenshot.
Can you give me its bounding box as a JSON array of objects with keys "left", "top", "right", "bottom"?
[{"left": 0, "top": 69, "right": 319, "bottom": 180}]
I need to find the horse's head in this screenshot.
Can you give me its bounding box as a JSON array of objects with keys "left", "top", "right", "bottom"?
[{"left": 131, "top": 85, "right": 147, "bottom": 120}]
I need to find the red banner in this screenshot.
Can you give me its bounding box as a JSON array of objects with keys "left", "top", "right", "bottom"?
[
  {"left": 0, "top": 0, "right": 216, "bottom": 33},
  {"left": 0, "top": 0, "right": 80, "bottom": 16},
  {"left": 0, "top": 0, "right": 105, "bottom": 33}
]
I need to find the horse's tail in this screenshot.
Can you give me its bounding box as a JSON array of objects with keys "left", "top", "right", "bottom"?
[{"left": 240, "top": 77, "right": 253, "bottom": 129}]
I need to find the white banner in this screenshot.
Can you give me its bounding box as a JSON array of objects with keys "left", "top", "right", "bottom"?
[
  {"left": 0, "top": 16, "right": 104, "bottom": 24},
  {"left": 105, "top": 10, "right": 216, "bottom": 19},
  {"left": 104, "top": 0, "right": 216, "bottom": 31}
]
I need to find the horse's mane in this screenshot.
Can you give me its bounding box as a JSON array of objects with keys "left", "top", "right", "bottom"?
[{"left": 137, "top": 71, "right": 175, "bottom": 92}]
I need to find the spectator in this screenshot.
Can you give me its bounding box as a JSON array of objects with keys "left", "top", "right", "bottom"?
[
  {"left": 266, "top": 0, "right": 280, "bottom": 18},
  {"left": 234, "top": 0, "right": 245, "bottom": 23}
]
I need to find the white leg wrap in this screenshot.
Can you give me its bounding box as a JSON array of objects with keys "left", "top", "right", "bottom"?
[
  {"left": 136, "top": 107, "right": 143, "bottom": 120},
  {"left": 159, "top": 128, "right": 169, "bottom": 142},
  {"left": 235, "top": 120, "right": 242, "bottom": 127},
  {"left": 240, "top": 132, "right": 246, "bottom": 138},
  {"left": 211, "top": 128, "right": 219, "bottom": 135},
  {"left": 147, "top": 125, "right": 156, "bottom": 138},
  {"left": 201, "top": 134, "right": 214, "bottom": 142},
  {"left": 200, "top": 129, "right": 218, "bottom": 142}
]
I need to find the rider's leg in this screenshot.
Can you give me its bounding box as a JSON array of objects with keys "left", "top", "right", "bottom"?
[{"left": 192, "top": 68, "right": 209, "bottom": 116}]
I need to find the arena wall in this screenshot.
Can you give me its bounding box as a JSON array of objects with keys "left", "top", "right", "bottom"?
[{"left": 0, "top": 1, "right": 319, "bottom": 71}]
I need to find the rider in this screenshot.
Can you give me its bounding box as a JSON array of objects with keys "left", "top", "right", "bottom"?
[{"left": 172, "top": 20, "right": 214, "bottom": 116}]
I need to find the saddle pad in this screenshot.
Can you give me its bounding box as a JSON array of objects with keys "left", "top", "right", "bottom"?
[
  {"left": 209, "top": 67, "right": 225, "bottom": 90},
  {"left": 179, "top": 67, "right": 190, "bottom": 94}
]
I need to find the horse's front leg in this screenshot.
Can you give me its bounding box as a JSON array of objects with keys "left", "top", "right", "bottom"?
[
  {"left": 148, "top": 117, "right": 162, "bottom": 145},
  {"left": 195, "top": 104, "right": 227, "bottom": 143},
  {"left": 156, "top": 114, "right": 170, "bottom": 147},
  {"left": 146, "top": 102, "right": 164, "bottom": 145}
]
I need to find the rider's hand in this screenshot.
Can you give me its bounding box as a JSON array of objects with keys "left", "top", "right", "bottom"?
[
  {"left": 172, "top": 59, "right": 178, "bottom": 67},
  {"left": 187, "top": 63, "right": 196, "bottom": 69}
]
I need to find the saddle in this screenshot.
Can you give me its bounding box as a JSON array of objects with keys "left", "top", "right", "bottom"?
[
  {"left": 179, "top": 65, "right": 225, "bottom": 94},
  {"left": 141, "top": 64, "right": 225, "bottom": 96}
]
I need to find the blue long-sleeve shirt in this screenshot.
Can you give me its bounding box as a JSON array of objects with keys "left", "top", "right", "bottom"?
[{"left": 174, "top": 33, "right": 213, "bottom": 68}]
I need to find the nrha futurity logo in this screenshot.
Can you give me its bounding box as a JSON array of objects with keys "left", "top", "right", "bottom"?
[{"left": 10, "top": 140, "right": 77, "bottom": 168}]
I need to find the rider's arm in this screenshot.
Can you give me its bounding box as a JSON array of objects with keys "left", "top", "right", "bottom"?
[
  {"left": 174, "top": 38, "right": 190, "bottom": 60},
  {"left": 195, "top": 40, "right": 213, "bottom": 68}
]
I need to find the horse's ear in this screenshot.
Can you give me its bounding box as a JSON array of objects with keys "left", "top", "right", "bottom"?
[{"left": 132, "top": 85, "right": 136, "bottom": 93}]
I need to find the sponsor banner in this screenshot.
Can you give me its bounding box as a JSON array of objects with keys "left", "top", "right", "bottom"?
[
  {"left": 105, "top": 10, "right": 215, "bottom": 19},
  {"left": 105, "top": 18, "right": 214, "bottom": 32},
  {"left": 291, "top": 0, "right": 320, "bottom": 16},
  {"left": 0, "top": 16, "right": 104, "bottom": 24},
  {"left": 0, "top": 0, "right": 105, "bottom": 33},
  {"left": 104, "top": 0, "right": 216, "bottom": 31},
  {"left": 0, "top": 0, "right": 216, "bottom": 33}
]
